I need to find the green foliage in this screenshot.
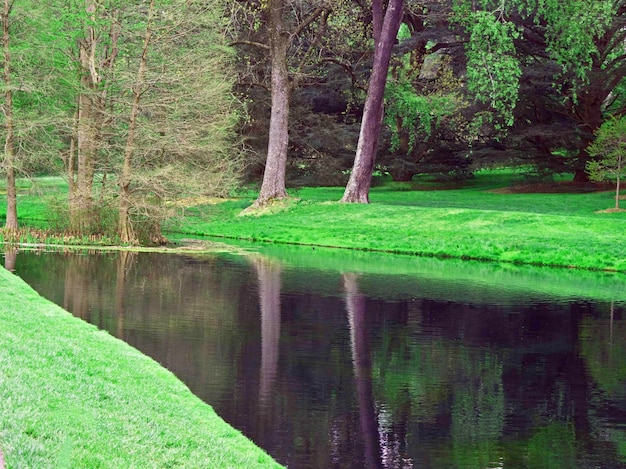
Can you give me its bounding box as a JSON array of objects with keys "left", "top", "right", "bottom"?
[
  {"left": 45, "top": 194, "right": 119, "bottom": 237},
  {"left": 455, "top": 0, "right": 615, "bottom": 80},
  {"left": 580, "top": 312, "right": 626, "bottom": 399},
  {"left": 587, "top": 117, "right": 626, "bottom": 180},
  {"left": 0, "top": 0, "right": 71, "bottom": 177},
  {"left": 451, "top": 352, "right": 505, "bottom": 468},
  {"left": 535, "top": 0, "right": 614, "bottom": 85},
  {"left": 586, "top": 116, "right": 626, "bottom": 208},
  {"left": 453, "top": 0, "right": 618, "bottom": 136},
  {"left": 526, "top": 423, "right": 577, "bottom": 469},
  {"left": 464, "top": 11, "right": 521, "bottom": 132},
  {"left": 385, "top": 80, "right": 460, "bottom": 152},
  {"left": 384, "top": 22, "right": 464, "bottom": 166}
]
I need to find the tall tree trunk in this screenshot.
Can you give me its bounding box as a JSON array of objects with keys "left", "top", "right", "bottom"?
[
  {"left": 572, "top": 89, "right": 605, "bottom": 182},
  {"left": 2, "top": 0, "right": 17, "bottom": 231},
  {"left": 72, "top": 1, "right": 99, "bottom": 231},
  {"left": 119, "top": 0, "right": 154, "bottom": 244},
  {"left": 71, "top": 0, "right": 119, "bottom": 232},
  {"left": 253, "top": 0, "right": 290, "bottom": 207},
  {"left": 615, "top": 153, "right": 622, "bottom": 209},
  {"left": 341, "top": 0, "right": 403, "bottom": 203},
  {"left": 67, "top": 106, "right": 79, "bottom": 196}
]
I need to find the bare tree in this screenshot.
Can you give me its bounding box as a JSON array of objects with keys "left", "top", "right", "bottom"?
[
  {"left": 1, "top": 0, "right": 16, "bottom": 231},
  {"left": 114, "top": 0, "right": 242, "bottom": 243},
  {"left": 118, "top": 0, "right": 155, "bottom": 244},
  {"left": 68, "top": 0, "right": 119, "bottom": 232},
  {"left": 43, "top": 0, "right": 241, "bottom": 242}
]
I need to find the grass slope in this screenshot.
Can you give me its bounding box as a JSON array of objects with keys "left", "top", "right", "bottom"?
[{"left": 0, "top": 267, "right": 282, "bottom": 468}]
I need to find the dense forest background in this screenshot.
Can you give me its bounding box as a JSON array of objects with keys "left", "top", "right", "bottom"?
[{"left": 1, "top": 0, "right": 625, "bottom": 241}]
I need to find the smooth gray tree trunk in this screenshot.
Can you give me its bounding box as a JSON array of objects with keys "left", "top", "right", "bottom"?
[{"left": 254, "top": 0, "right": 290, "bottom": 207}]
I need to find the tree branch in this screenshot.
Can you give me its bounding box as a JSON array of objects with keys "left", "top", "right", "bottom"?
[
  {"left": 290, "top": 5, "right": 328, "bottom": 39},
  {"left": 230, "top": 40, "right": 270, "bottom": 51},
  {"left": 321, "top": 57, "right": 366, "bottom": 91}
]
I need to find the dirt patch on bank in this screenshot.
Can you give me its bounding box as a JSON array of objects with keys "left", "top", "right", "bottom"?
[{"left": 595, "top": 207, "right": 626, "bottom": 214}]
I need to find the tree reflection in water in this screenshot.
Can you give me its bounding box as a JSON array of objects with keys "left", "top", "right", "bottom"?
[
  {"left": 115, "top": 251, "right": 135, "bottom": 341},
  {"left": 253, "top": 255, "right": 283, "bottom": 445},
  {"left": 344, "top": 272, "right": 382, "bottom": 469},
  {"left": 3, "top": 247, "right": 16, "bottom": 272}
]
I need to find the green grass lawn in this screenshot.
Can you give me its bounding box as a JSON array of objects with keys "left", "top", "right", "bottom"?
[
  {"left": 0, "top": 267, "right": 283, "bottom": 468},
  {"left": 169, "top": 172, "right": 626, "bottom": 272},
  {"left": 2, "top": 170, "right": 626, "bottom": 271}
]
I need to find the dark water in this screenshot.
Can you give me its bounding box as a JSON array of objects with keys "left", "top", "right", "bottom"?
[{"left": 4, "top": 246, "right": 626, "bottom": 468}]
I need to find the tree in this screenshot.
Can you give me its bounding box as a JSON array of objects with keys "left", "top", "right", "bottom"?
[
  {"left": 37, "top": 0, "right": 241, "bottom": 242},
  {"left": 586, "top": 116, "right": 626, "bottom": 210},
  {"left": 2, "top": 0, "right": 16, "bottom": 231},
  {"left": 112, "top": 0, "right": 242, "bottom": 243},
  {"left": 451, "top": 0, "right": 626, "bottom": 180},
  {"left": 229, "top": 0, "right": 331, "bottom": 207},
  {"left": 73, "top": 0, "right": 119, "bottom": 231},
  {"left": 255, "top": 0, "right": 291, "bottom": 206},
  {"left": 380, "top": 20, "right": 469, "bottom": 182},
  {"left": 1, "top": 0, "right": 59, "bottom": 231},
  {"left": 118, "top": 0, "right": 154, "bottom": 244},
  {"left": 341, "top": 0, "right": 404, "bottom": 203}
]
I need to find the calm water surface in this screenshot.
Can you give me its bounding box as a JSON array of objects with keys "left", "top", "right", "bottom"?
[{"left": 5, "top": 247, "right": 626, "bottom": 468}]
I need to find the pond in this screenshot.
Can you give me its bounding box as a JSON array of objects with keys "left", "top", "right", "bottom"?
[{"left": 4, "top": 244, "right": 626, "bottom": 468}]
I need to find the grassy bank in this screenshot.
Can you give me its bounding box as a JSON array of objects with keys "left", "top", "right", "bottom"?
[
  {"left": 2, "top": 171, "right": 626, "bottom": 271},
  {"left": 0, "top": 267, "right": 282, "bottom": 468},
  {"left": 170, "top": 173, "right": 626, "bottom": 272}
]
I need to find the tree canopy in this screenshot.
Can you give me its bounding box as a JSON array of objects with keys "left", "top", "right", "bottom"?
[{"left": 3, "top": 0, "right": 626, "bottom": 235}]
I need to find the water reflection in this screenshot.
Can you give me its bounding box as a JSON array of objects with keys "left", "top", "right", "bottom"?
[
  {"left": 344, "top": 273, "right": 382, "bottom": 469},
  {"left": 253, "top": 255, "right": 283, "bottom": 452},
  {"left": 3, "top": 247, "right": 16, "bottom": 271},
  {"left": 6, "top": 248, "right": 626, "bottom": 468}
]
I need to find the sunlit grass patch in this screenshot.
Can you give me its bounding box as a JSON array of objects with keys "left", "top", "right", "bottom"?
[
  {"left": 173, "top": 182, "right": 626, "bottom": 272},
  {"left": 168, "top": 196, "right": 236, "bottom": 207}
]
